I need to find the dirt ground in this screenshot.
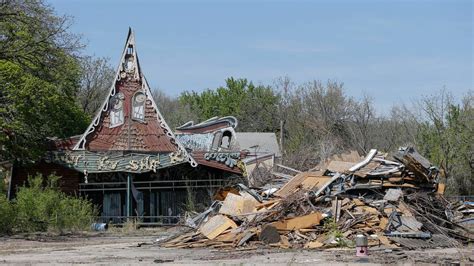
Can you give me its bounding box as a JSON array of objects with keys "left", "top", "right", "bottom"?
[{"left": 0, "top": 228, "right": 472, "bottom": 265}]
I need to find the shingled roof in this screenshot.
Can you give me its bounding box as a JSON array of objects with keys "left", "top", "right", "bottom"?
[{"left": 72, "top": 28, "right": 196, "bottom": 166}]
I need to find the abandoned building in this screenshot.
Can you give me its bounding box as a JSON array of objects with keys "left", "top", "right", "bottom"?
[{"left": 3, "top": 29, "right": 280, "bottom": 224}]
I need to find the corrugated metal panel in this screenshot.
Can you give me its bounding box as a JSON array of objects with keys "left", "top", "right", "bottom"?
[{"left": 389, "top": 234, "right": 459, "bottom": 249}]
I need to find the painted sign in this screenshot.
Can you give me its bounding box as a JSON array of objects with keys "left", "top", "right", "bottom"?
[
  {"left": 46, "top": 150, "right": 186, "bottom": 173},
  {"left": 204, "top": 152, "right": 240, "bottom": 168}
]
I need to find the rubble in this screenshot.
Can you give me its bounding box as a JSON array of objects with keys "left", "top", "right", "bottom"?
[{"left": 160, "top": 147, "right": 473, "bottom": 250}]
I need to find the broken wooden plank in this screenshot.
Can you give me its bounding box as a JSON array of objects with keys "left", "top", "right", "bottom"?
[
  {"left": 271, "top": 212, "right": 323, "bottom": 230},
  {"left": 274, "top": 171, "right": 323, "bottom": 198},
  {"left": 219, "top": 193, "right": 257, "bottom": 216},
  {"left": 199, "top": 214, "right": 238, "bottom": 240},
  {"left": 301, "top": 175, "right": 332, "bottom": 190},
  {"left": 237, "top": 230, "right": 257, "bottom": 246},
  {"left": 332, "top": 198, "right": 342, "bottom": 222}
]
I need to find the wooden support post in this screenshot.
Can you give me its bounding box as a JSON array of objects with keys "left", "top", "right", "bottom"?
[{"left": 127, "top": 173, "right": 131, "bottom": 219}]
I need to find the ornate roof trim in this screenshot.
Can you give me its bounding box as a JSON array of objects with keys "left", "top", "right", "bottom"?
[
  {"left": 73, "top": 28, "right": 136, "bottom": 151},
  {"left": 72, "top": 28, "right": 197, "bottom": 167},
  {"left": 176, "top": 116, "right": 238, "bottom": 131}
]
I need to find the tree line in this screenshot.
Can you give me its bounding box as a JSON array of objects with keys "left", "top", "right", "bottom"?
[
  {"left": 0, "top": 1, "right": 472, "bottom": 195},
  {"left": 154, "top": 78, "right": 473, "bottom": 195}
]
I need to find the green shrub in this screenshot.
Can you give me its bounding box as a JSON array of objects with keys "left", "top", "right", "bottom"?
[
  {"left": 50, "top": 195, "right": 97, "bottom": 232},
  {"left": 0, "top": 195, "right": 14, "bottom": 234},
  {"left": 15, "top": 174, "right": 97, "bottom": 233}
]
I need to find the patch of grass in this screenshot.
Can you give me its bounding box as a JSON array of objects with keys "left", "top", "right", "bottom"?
[{"left": 121, "top": 218, "right": 140, "bottom": 234}]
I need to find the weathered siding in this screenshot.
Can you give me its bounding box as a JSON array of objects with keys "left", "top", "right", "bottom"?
[{"left": 10, "top": 161, "right": 81, "bottom": 198}]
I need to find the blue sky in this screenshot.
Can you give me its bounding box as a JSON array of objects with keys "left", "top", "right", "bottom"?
[{"left": 50, "top": 0, "right": 473, "bottom": 113}]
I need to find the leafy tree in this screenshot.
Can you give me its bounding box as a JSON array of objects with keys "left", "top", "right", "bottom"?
[
  {"left": 179, "top": 77, "right": 280, "bottom": 132},
  {"left": 152, "top": 88, "right": 198, "bottom": 129},
  {"left": 0, "top": 0, "right": 89, "bottom": 162},
  {"left": 416, "top": 91, "right": 473, "bottom": 195}
]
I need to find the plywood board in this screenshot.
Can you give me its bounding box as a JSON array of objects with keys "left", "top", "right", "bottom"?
[
  {"left": 301, "top": 176, "right": 332, "bottom": 190},
  {"left": 274, "top": 171, "right": 322, "bottom": 197},
  {"left": 271, "top": 212, "right": 323, "bottom": 230},
  {"left": 199, "top": 214, "right": 238, "bottom": 240},
  {"left": 219, "top": 193, "right": 245, "bottom": 216}
]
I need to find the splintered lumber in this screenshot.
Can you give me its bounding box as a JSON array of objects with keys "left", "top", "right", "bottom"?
[
  {"left": 271, "top": 212, "right": 323, "bottom": 230},
  {"left": 237, "top": 229, "right": 257, "bottom": 246},
  {"left": 355, "top": 206, "right": 379, "bottom": 214},
  {"left": 394, "top": 147, "right": 436, "bottom": 181},
  {"left": 301, "top": 176, "right": 332, "bottom": 190},
  {"left": 274, "top": 172, "right": 308, "bottom": 197},
  {"left": 256, "top": 199, "right": 280, "bottom": 209},
  {"left": 274, "top": 171, "right": 322, "bottom": 197},
  {"left": 313, "top": 150, "right": 361, "bottom": 172},
  {"left": 313, "top": 173, "right": 340, "bottom": 198},
  {"left": 332, "top": 198, "right": 342, "bottom": 222},
  {"left": 162, "top": 146, "right": 468, "bottom": 251},
  {"left": 199, "top": 214, "right": 238, "bottom": 240}
]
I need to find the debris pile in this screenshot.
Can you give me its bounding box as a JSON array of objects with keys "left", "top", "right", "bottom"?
[{"left": 161, "top": 147, "right": 473, "bottom": 250}]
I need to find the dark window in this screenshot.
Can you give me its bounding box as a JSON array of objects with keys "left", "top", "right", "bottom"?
[{"left": 220, "top": 130, "right": 232, "bottom": 149}]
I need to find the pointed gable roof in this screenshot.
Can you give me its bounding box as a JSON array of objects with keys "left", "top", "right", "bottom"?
[{"left": 73, "top": 28, "right": 196, "bottom": 167}]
